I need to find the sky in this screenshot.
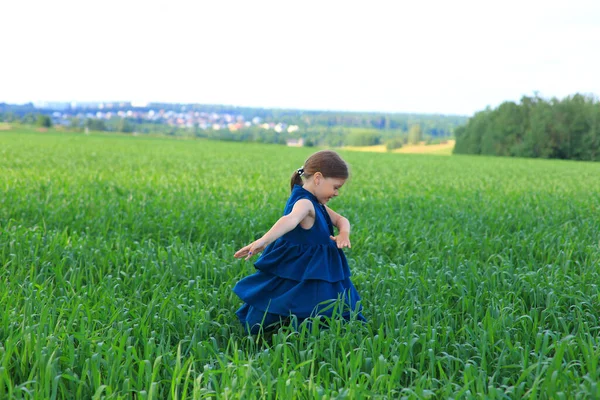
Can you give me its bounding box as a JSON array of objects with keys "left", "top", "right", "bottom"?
[{"left": 1, "top": 0, "right": 599, "bottom": 116}]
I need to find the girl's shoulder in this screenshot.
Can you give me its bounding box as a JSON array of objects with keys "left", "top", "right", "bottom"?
[
  {"left": 285, "top": 185, "right": 319, "bottom": 215},
  {"left": 289, "top": 185, "right": 318, "bottom": 203}
]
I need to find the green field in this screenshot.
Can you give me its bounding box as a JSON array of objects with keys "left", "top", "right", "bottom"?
[{"left": 2, "top": 128, "right": 600, "bottom": 399}]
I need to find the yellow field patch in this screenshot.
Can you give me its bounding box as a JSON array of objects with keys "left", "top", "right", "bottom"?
[
  {"left": 343, "top": 144, "right": 388, "bottom": 153},
  {"left": 395, "top": 140, "right": 455, "bottom": 155},
  {"left": 344, "top": 140, "right": 455, "bottom": 155}
]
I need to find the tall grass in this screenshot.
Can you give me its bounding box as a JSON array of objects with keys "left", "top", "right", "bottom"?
[{"left": 1, "top": 129, "right": 600, "bottom": 398}]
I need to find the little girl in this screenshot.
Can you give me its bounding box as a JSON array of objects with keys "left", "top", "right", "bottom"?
[{"left": 233, "top": 150, "right": 365, "bottom": 334}]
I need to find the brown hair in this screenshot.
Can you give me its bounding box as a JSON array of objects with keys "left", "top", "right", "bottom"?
[{"left": 290, "top": 150, "right": 349, "bottom": 191}]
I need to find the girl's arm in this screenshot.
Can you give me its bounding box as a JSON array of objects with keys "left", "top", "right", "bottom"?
[
  {"left": 325, "top": 206, "right": 351, "bottom": 249},
  {"left": 234, "top": 199, "right": 314, "bottom": 260}
]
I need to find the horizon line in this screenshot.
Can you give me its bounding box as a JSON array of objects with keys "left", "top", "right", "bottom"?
[{"left": 0, "top": 100, "right": 471, "bottom": 117}]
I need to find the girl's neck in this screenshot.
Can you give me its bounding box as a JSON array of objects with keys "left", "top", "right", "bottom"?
[{"left": 302, "top": 182, "right": 317, "bottom": 197}]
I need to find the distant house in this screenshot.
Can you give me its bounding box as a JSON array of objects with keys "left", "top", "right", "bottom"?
[{"left": 286, "top": 138, "right": 304, "bottom": 147}]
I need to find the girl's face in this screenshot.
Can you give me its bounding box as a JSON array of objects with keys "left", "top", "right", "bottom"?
[{"left": 315, "top": 176, "right": 346, "bottom": 204}]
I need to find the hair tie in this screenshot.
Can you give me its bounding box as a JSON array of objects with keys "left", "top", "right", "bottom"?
[{"left": 297, "top": 167, "right": 304, "bottom": 176}]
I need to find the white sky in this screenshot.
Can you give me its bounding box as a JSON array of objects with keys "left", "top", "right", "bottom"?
[{"left": 1, "top": 0, "right": 599, "bottom": 116}]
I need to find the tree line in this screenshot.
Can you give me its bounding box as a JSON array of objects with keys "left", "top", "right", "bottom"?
[
  {"left": 0, "top": 102, "right": 466, "bottom": 147},
  {"left": 454, "top": 94, "right": 600, "bottom": 161},
  {"left": 134, "top": 103, "right": 467, "bottom": 135}
]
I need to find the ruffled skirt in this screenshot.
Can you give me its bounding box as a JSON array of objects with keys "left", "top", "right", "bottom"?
[{"left": 233, "top": 270, "right": 365, "bottom": 334}]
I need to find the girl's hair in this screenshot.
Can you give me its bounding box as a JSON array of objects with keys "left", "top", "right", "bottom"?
[{"left": 290, "top": 150, "right": 349, "bottom": 191}]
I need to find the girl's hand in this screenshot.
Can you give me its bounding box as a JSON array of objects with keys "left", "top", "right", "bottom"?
[
  {"left": 234, "top": 240, "right": 266, "bottom": 260},
  {"left": 330, "top": 233, "right": 351, "bottom": 249}
]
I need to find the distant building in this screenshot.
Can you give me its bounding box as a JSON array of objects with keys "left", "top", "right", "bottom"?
[
  {"left": 34, "top": 101, "right": 70, "bottom": 110},
  {"left": 286, "top": 138, "right": 304, "bottom": 147}
]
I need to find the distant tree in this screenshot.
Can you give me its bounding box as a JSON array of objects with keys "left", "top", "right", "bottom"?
[
  {"left": 408, "top": 124, "right": 423, "bottom": 144},
  {"left": 36, "top": 114, "right": 52, "bottom": 128},
  {"left": 580, "top": 101, "right": 600, "bottom": 161},
  {"left": 346, "top": 130, "right": 382, "bottom": 146},
  {"left": 3, "top": 112, "right": 17, "bottom": 122},
  {"left": 304, "top": 138, "right": 315, "bottom": 147},
  {"left": 69, "top": 117, "right": 82, "bottom": 131},
  {"left": 385, "top": 138, "right": 404, "bottom": 151},
  {"left": 479, "top": 101, "right": 526, "bottom": 156},
  {"left": 117, "top": 118, "right": 134, "bottom": 133},
  {"left": 520, "top": 98, "right": 552, "bottom": 158},
  {"left": 454, "top": 93, "right": 600, "bottom": 161},
  {"left": 85, "top": 118, "right": 106, "bottom": 131},
  {"left": 23, "top": 113, "right": 37, "bottom": 125}
]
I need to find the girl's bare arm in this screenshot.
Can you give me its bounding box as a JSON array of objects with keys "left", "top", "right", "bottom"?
[
  {"left": 325, "top": 205, "right": 351, "bottom": 248},
  {"left": 234, "top": 199, "right": 314, "bottom": 260}
]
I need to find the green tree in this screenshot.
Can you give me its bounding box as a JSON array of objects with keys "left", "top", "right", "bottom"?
[
  {"left": 407, "top": 124, "right": 423, "bottom": 145},
  {"left": 69, "top": 117, "right": 82, "bottom": 131},
  {"left": 521, "top": 97, "right": 553, "bottom": 158},
  {"left": 580, "top": 102, "right": 600, "bottom": 160},
  {"left": 36, "top": 114, "right": 52, "bottom": 128},
  {"left": 117, "top": 118, "right": 134, "bottom": 133},
  {"left": 23, "top": 113, "right": 37, "bottom": 125},
  {"left": 454, "top": 93, "right": 600, "bottom": 161},
  {"left": 85, "top": 118, "right": 106, "bottom": 131},
  {"left": 3, "top": 112, "right": 17, "bottom": 122},
  {"left": 346, "top": 130, "right": 381, "bottom": 146},
  {"left": 480, "top": 101, "right": 526, "bottom": 156},
  {"left": 385, "top": 138, "right": 403, "bottom": 151}
]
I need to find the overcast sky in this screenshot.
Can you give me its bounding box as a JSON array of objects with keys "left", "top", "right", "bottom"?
[{"left": 1, "top": 0, "right": 599, "bottom": 116}]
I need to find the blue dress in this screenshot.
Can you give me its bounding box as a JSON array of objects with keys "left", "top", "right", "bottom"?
[{"left": 233, "top": 184, "right": 365, "bottom": 334}]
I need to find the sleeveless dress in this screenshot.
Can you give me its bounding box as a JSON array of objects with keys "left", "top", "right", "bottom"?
[{"left": 233, "top": 184, "right": 365, "bottom": 334}]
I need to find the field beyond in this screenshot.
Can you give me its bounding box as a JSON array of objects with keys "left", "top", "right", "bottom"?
[
  {"left": 344, "top": 140, "right": 455, "bottom": 155},
  {"left": 2, "top": 128, "right": 600, "bottom": 398}
]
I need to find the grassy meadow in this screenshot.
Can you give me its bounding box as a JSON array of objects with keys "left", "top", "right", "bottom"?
[{"left": 2, "top": 127, "right": 600, "bottom": 399}]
